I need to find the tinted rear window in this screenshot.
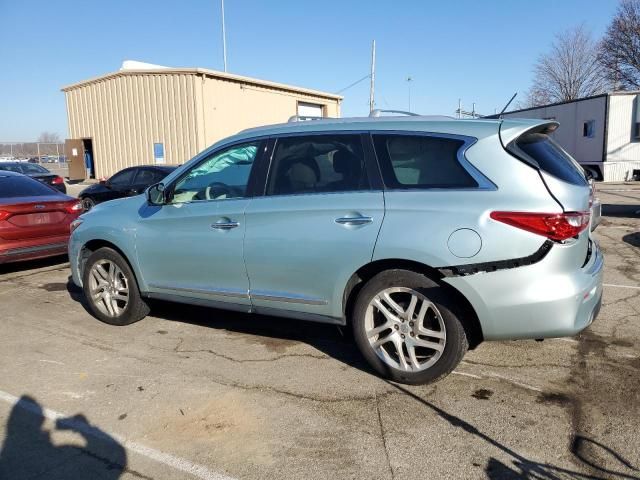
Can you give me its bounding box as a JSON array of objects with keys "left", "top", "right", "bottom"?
[
  {"left": 510, "top": 133, "right": 587, "bottom": 186},
  {"left": 372, "top": 134, "right": 478, "bottom": 189},
  {"left": 0, "top": 176, "right": 57, "bottom": 197},
  {"left": 21, "top": 163, "right": 49, "bottom": 174},
  {"left": 0, "top": 164, "right": 22, "bottom": 173}
]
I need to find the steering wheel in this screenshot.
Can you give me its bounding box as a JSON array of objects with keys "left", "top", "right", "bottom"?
[{"left": 205, "top": 182, "right": 235, "bottom": 200}]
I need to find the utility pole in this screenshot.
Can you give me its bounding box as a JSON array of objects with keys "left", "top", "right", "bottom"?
[
  {"left": 407, "top": 76, "right": 413, "bottom": 111},
  {"left": 369, "top": 40, "right": 376, "bottom": 114},
  {"left": 221, "top": 0, "right": 228, "bottom": 72}
]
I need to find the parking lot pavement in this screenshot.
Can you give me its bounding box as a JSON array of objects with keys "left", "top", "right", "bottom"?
[
  {"left": 0, "top": 188, "right": 639, "bottom": 480},
  {"left": 65, "top": 182, "right": 86, "bottom": 198}
]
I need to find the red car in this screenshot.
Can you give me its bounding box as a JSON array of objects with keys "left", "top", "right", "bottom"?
[{"left": 0, "top": 171, "right": 82, "bottom": 264}]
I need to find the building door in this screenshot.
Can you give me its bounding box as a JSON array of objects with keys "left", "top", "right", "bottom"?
[
  {"left": 65, "top": 139, "right": 86, "bottom": 180},
  {"left": 297, "top": 102, "right": 324, "bottom": 120},
  {"left": 82, "top": 139, "right": 95, "bottom": 179}
]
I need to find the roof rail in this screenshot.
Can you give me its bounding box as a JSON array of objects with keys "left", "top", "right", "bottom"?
[
  {"left": 287, "top": 115, "right": 325, "bottom": 123},
  {"left": 369, "top": 109, "right": 420, "bottom": 118}
]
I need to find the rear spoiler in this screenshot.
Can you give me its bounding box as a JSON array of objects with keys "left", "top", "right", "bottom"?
[{"left": 498, "top": 120, "right": 560, "bottom": 148}]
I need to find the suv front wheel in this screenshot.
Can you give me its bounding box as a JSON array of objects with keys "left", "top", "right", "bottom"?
[
  {"left": 352, "top": 270, "right": 468, "bottom": 385},
  {"left": 82, "top": 247, "right": 150, "bottom": 326}
]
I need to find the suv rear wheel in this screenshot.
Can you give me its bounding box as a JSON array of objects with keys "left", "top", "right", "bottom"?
[
  {"left": 352, "top": 269, "right": 468, "bottom": 384},
  {"left": 82, "top": 247, "right": 150, "bottom": 326}
]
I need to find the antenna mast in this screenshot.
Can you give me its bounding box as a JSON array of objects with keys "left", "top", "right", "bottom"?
[
  {"left": 369, "top": 40, "right": 376, "bottom": 114},
  {"left": 221, "top": 0, "right": 228, "bottom": 72}
]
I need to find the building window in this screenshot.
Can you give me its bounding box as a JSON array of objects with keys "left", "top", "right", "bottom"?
[
  {"left": 153, "top": 143, "right": 165, "bottom": 164},
  {"left": 634, "top": 123, "right": 640, "bottom": 140},
  {"left": 583, "top": 120, "right": 595, "bottom": 138}
]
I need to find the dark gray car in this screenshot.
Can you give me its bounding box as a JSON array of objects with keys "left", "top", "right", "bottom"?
[{"left": 0, "top": 162, "right": 66, "bottom": 193}]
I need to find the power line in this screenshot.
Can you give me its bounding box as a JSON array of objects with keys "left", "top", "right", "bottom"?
[{"left": 335, "top": 73, "right": 371, "bottom": 94}]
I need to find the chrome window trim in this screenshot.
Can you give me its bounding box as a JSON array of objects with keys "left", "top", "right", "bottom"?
[
  {"left": 370, "top": 130, "right": 497, "bottom": 191},
  {"left": 163, "top": 127, "right": 497, "bottom": 201},
  {"left": 148, "top": 283, "right": 249, "bottom": 299},
  {"left": 248, "top": 189, "right": 384, "bottom": 201}
]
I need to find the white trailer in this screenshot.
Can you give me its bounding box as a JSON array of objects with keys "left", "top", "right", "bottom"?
[{"left": 501, "top": 91, "right": 640, "bottom": 182}]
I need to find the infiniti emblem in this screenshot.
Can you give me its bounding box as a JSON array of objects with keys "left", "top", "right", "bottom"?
[{"left": 34, "top": 205, "right": 46, "bottom": 209}]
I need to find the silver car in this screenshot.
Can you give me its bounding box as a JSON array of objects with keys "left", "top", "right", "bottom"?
[{"left": 69, "top": 116, "right": 603, "bottom": 385}]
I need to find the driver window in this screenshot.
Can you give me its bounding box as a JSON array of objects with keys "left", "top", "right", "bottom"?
[
  {"left": 170, "top": 141, "right": 261, "bottom": 203},
  {"left": 109, "top": 169, "right": 135, "bottom": 186}
]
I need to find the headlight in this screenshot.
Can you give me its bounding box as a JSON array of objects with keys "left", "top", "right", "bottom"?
[{"left": 70, "top": 219, "right": 83, "bottom": 234}]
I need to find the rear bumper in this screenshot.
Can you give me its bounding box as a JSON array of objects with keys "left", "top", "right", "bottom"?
[
  {"left": 0, "top": 236, "right": 69, "bottom": 264},
  {"left": 444, "top": 240, "right": 604, "bottom": 340}
]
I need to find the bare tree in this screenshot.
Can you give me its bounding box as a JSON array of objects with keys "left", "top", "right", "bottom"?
[
  {"left": 600, "top": 0, "right": 640, "bottom": 90},
  {"left": 37, "top": 132, "right": 61, "bottom": 143},
  {"left": 517, "top": 86, "right": 553, "bottom": 109},
  {"left": 526, "top": 25, "right": 606, "bottom": 106}
]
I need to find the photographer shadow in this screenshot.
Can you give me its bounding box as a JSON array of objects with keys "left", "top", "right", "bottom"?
[{"left": 0, "top": 395, "right": 126, "bottom": 479}]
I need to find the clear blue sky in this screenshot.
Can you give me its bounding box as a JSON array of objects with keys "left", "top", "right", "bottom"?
[{"left": 0, "top": 0, "right": 619, "bottom": 142}]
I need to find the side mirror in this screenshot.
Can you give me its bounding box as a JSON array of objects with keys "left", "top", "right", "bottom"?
[
  {"left": 146, "top": 183, "right": 166, "bottom": 205},
  {"left": 99, "top": 179, "right": 108, "bottom": 186}
]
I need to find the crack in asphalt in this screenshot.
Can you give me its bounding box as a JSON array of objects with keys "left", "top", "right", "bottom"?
[
  {"left": 374, "top": 392, "right": 395, "bottom": 480},
  {"left": 204, "top": 373, "right": 396, "bottom": 403},
  {"left": 171, "top": 337, "right": 329, "bottom": 364},
  {"left": 462, "top": 359, "right": 572, "bottom": 370}
]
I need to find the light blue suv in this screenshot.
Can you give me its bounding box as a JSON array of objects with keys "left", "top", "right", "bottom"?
[{"left": 69, "top": 116, "right": 603, "bottom": 384}]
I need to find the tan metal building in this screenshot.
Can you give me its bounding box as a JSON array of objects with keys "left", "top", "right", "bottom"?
[{"left": 62, "top": 66, "right": 342, "bottom": 180}]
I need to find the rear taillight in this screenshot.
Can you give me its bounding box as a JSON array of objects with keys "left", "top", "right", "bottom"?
[
  {"left": 0, "top": 211, "right": 10, "bottom": 221},
  {"left": 65, "top": 201, "right": 83, "bottom": 214},
  {"left": 490, "top": 211, "right": 591, "bottom": 241},
  {"left": 51, "top": 176, "right": 64, "bottom": 185}
]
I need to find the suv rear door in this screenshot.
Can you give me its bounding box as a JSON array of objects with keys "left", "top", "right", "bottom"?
[{"left": 243, "top": 133, "right": 384, "bottom": 320}]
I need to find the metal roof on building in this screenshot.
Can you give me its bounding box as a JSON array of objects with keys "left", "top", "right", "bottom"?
[{"left": 61, "top": 67, "right": 343, "bottom": 101}]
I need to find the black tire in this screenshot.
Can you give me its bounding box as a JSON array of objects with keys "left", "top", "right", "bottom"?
[
  {"left": 81, "top": 197, "right": 96, "bottom": 211},
  {"left": 82, "top": 247, "right": 150, "bottom": 326},
  {"left": 352, "top": 269, "right": 468, "bottom": 385}
]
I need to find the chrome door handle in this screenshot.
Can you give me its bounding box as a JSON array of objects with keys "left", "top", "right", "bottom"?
[
  {"left": 211, "top": 221, "right": 239, "bottom": 230},
  {"left": 335, "top": 216, "right": 373, "bottom": 226}
]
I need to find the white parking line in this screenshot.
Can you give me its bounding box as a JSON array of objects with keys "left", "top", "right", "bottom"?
[
  {"left": 484, "top": 373, "right": 543, "bottom": 393},
  {"left": 603, "top": 283, "right": 640, "bottom": 290},
  {"left": 0, "top": 390, "right": 236, "bottom": 480},
  {"left": 453, "top": 369, "right": 543, "bottom": 392}
]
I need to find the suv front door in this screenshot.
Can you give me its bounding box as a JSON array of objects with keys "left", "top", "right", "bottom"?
[
  {"left": 243, "top": 133, "right": 384, "bottom": 320},
  {"left": 135, "top": 140, "right": 266, "bottom": 308}
]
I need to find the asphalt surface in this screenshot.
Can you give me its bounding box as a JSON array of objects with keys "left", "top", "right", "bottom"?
[{"left": 0, "top": 184, "right": 639, "bottom": 479}]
